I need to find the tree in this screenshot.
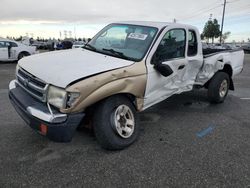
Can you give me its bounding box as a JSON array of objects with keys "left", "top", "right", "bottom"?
[
  {"left": 15, "top": 36, "right": 22, "bottom": 41},
  {"left": 202, "top": 19, "right": 221, "bottom": 44},
  {"left": 221, "top": 31, "right": 231, "bottom": 43}
]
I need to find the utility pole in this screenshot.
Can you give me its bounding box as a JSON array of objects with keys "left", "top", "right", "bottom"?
[{"left": 220, "top": 0, "right": 226, "bottom": 44}]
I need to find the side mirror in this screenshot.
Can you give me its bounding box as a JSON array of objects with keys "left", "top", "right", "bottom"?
[{"left": 154, "top": 63, "right": 173, "bottom": 77}]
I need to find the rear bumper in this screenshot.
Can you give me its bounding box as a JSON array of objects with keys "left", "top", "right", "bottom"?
[{"left": 9, "top": 80, "right": 85, "bottom": 142}]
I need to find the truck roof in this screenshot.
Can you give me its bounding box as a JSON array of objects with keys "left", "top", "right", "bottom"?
[{"left": 114, "top": 21, "right": 195, "bottom": 30}]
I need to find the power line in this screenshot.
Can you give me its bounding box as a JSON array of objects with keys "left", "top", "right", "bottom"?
[
  {"left": 221, "top": 0, "right": 250, "bottom": 14},
  {"left": 180, "top": 4, "right": 222, "bottom": 21},
  {"left": 225, "top": 3, "right": 250, "bottom": 12},
  {"left": 227, "top": 0, "right": 241, "bottom": 3},
  {"left": 179, "top": 0, "right": 249, "bottom": 21},
  {"left": 223, "top": 16, "right": 250, "bottom": 23}
]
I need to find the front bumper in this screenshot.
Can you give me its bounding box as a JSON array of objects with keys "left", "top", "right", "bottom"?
[{"left": 9, "top": 80, "right": 85, "bottom": 142}]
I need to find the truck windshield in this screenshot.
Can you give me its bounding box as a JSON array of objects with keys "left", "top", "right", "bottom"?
[{"left": 87, "top": 24, "right": 158, "bottom": 61}]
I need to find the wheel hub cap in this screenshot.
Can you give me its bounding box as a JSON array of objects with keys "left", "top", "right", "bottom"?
[
  {"left": 219, "top": 79, "right": 228, "bottom": 98},
  {"left": 112, "top": 105, "right": 135, "bottom": 138}
]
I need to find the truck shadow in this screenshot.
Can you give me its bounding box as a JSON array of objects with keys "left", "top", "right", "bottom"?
[
  {"left": 67, "top": 88, "right": 241, "bottom": 153},
  {"left": 0, "top": 60, "right": 17, "bottom": 64},
  {"left": 140, "top": 88, "right": 240, "bottom": 118}
]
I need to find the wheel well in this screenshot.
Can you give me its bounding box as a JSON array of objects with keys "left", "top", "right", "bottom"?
[
  {"left": 219, "top": 64, "right": 233, "bottom": 77},
  {"left": 124, "top": 93, "right": 136, "bottom": 103},
  {"left": 19, "top": 51, "right": 30, "bottom": 56},
  {"left": 80, "top": 93, "right": 137, "bottom": 129},
  {"left": 86, "top": 93, "right": 137, "bottom": 112},
  {"left": 219, "top": 64, "right": 234, "bottom": 90},
  {"left": 204, "top": 64, "right": 234, "bottom": 90},
  {"left": 109, "top": 93, "right": 137, "bottom": 109}
]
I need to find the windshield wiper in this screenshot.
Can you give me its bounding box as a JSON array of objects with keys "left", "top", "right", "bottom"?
[
  {"left": 102, "top": 48, "right": 131, "bottom": 60},
  {"left": 83, "top": 43, "right": 96, "bottom": 51}
]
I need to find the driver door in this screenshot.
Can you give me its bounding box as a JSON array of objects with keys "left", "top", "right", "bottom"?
[
  {"left": 0, "top": 41, "right": 8, "bottom": 61},
  {"left": 144, "top": 28, "right": 189, "bottom": 109}
]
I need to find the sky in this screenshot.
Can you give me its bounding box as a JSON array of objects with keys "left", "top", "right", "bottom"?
[{"left": 0, "top": 0, "right": 249, "bottom": 42}]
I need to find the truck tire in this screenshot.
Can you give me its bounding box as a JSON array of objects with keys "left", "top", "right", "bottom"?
[
  {"left": 93, "top": 95, "right": 139, "bottom": 150},
  {"left": 207, "top": 72, "right": 230, "bottom": 103}
]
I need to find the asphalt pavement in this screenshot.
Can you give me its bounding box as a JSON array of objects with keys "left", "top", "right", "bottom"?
[{"left": 0, "top": 55, "right": 250, "bottom": 187}]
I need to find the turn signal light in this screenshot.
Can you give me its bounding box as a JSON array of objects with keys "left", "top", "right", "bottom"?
[{"left": 40, "top": 124, "right": 48, "bottom": 135}]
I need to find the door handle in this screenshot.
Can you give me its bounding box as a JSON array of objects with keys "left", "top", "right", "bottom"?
[{"left": 178, "top": 65, "right": 185, "bottom": 70}]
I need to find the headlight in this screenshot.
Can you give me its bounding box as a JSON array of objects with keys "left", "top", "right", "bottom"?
[{"left": 47, "top": 86, "right": 67, "bottom": 109}]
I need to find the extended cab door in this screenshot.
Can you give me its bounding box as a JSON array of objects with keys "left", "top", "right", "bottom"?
[
  {"left": 0, "top": 41, "right": 9, "bottom": 61},
  {"left": 144, "top": 28, "right": 189, "bottom": 108},
  {"left": 143, "top": 27, "right": 203, "bottom": 109},
  {"left": 184, "top": 29, "right": 203, "bottom": 87}
]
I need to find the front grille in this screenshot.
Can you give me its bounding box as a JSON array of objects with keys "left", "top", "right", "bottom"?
[{"left": 16, "top": 68, "right": 48, "bottom": 102}]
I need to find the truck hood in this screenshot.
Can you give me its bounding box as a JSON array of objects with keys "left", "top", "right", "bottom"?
[{"left": 19, "top": 49, "right": 134, "bottom": 88}]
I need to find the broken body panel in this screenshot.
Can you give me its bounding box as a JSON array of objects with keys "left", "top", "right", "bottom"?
[{"left": 196, "top": 50, "right": 244, "bottom": 85}]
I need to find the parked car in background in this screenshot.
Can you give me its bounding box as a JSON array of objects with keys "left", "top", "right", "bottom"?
[
  {"left": 242, "top": 44, "right": 250, "bottom": 53},
  {"left": 213, "top": 43, "right": 226, "bottom": 49},
  {"left": 72, "top": 41, "right": 86, "bottom": 49},
  {"left": 0, "top": 38, "right": 37, "bottom": 61},
  {"left": 202, "top": 42, "right": 209, "bottom": 49},
  {"left": 56, "top": 40, "right": 73, "bottom": 50},
  {"left": 222, "top": 43, "right": 237, "bottom": 50}
]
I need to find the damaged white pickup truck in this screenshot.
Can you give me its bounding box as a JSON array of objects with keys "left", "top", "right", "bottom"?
[{"left": 9, "top": 21, "right": 244, "bottom": 150}]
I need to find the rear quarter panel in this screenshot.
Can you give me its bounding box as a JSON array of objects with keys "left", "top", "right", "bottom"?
[{"left": 196, "top": 49, "right": 244, "bottom": 85}]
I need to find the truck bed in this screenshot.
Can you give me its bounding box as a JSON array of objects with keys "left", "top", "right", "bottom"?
[
  {"left": 202, "top": 48, "right": 244, "bottom": 57},
  {"left": 203, "top": 48, "right": 229, "bottom": 56},
  {"left": 195, "top": 49, "right": 244, "bottom": 85}
]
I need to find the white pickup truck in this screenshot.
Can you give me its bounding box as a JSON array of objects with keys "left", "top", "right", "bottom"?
[
  {"left": 0, "top": 38, "right": 36, "bottom": 61},
  {"left": 9, "top": 21, "right": 244, "bottom": 150}
]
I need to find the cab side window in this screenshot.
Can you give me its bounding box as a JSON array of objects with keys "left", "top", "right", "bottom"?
[
  {"left": 0, "top": 41, "right": 18, "bottom": 48},
  {"left": 153, "top": 29, "right": 186, "bottom": 63},
  {"left": 0, "top": 42, "right": 5, "bottom": 48},
  {"left": 10, "top": 42, "right": 18, "bottom": 47},
  {"left": 188, "top": 30, "right": 198, "bottom": 56}
]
